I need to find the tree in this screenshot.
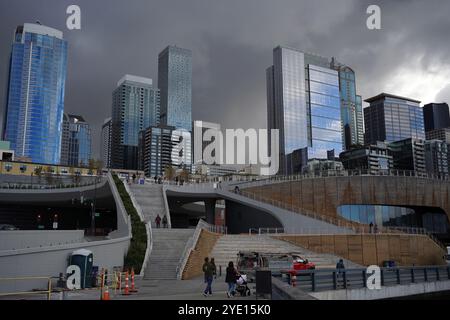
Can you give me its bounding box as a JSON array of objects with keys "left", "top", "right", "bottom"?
[
  {"left": 179, "top": 168, "right": 190, "bottom": 183},
  {"left": 88, "top": 158, "right": 95, "bottom": 175},
  {"left": 164, "top": 166, "right": 176, "bottom": 181},
  {"left": 45, "top": 166, "right": 54, "bottom": 185}
]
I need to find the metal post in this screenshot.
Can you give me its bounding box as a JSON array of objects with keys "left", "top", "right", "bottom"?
[
  {"left": 362, "top": 270, "right": 367, "bottom": 287},
  {"left": 333, "top": 271, "right": 337, "bottom": 290},
  {"left": 396, "top": 268, "right": 401, "bottom": 284},
  {"left": 380, "top": 269, "right": 384, "bottom": 286},
  {"left": 311, "top": 272, "right": 316, "bottom": 292},
  {"left": 343, "top": 271, "right": 347, "bottom": 289},
  {"left": 424, "top": 268, "right": 428, "bottom": 282},
  {"left": 411, "top": 268, "right": 415, "bottom": 283},
  {"left": 436, "top": 267, "right": 440, "bottom": 281}
]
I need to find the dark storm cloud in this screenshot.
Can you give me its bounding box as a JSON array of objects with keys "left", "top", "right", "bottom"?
[{"left": 0, "top": 0, "right": 450, "bottom": 158}]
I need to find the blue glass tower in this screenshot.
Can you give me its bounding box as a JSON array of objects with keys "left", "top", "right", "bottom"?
[
  {"left": 61, "top": 114, "right": 92, "bottom": 167},
  {"left": 267, "top": 46, "right": 343, "bottom": 174},
  {"left": 111, "top": 75, "right": 160, "bottom": 170},
  {"left": 3, "top": 23, "right": 68, "bottom": 164},
  {"left": 158, "top": 46, "right": 192, "bottom": 132}
]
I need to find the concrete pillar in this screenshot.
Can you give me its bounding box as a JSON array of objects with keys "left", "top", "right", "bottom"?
[{"left": 205, "top": 199, "right": 216, "bottom": 224}]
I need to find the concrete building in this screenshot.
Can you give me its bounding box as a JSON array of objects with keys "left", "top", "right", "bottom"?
[
  {"left": 139, "top": 125, "right": 175, "bottom": 177},
  {"left": 0, "top": 141, "right": 14, "bottom": 161},
  {"left": 425, "top": 139, "right": 450, "bottom": 178},
  {"left": 364, "top": 93, "right": 425, "bottom": 144},
  {"left": 101, "top": 118, "right": 112, "bottom": 169},
  {"left": 426, "top": 128, "right": 450, "bottom": 143},
  {"left": 339, "top": 141, "right": 393, "bottom": 172},
  {"left": 3, "top": 23, "right": 68, "bottom": 165},
  {"left": 111, "top": 75, "right": 160, "bottom": 170},
  {"left": 304, "top": 158, "right": 344, "bottom": 174}
]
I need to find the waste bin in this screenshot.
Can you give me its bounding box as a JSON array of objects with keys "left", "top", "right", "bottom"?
[
  {"left": 255, "top": 270, "right": 272, "bottom": 299},
  {"left": 69, "top": 249, "right": 94, "bottom": 289}
]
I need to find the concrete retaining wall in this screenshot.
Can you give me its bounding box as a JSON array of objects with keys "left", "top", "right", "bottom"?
[{"left": 0, "top": 230, "right": 85, "bottom": 251}]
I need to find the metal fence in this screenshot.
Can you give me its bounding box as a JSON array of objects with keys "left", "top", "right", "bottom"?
[{"left": 281, "top": 265, "right": 450, "bottom": 292}]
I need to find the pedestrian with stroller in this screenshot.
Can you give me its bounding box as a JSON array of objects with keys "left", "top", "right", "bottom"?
[
  {"left": 202, "top": 257, "right": 215, "bottom": 297},
  {"left": 225, "top": 261, "right": 238, "bottom": 298},
  {"left": 155, "top": 214, "right": 161, "bottom": 228}
]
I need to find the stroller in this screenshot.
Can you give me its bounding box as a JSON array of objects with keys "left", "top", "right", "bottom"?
[{"left": 235, "top": 274, "right": 251, "bottom": 296}]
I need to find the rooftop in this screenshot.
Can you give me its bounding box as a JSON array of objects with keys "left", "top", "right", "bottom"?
[{"left": 364, "top": 93, "right": 421, "bottom": 104}]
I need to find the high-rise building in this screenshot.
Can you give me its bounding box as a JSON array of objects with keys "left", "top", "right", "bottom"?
[
  {"left": 3, "top": 23, "right": 68, "bottom": 165},
  {"left": 425, "top": 139, "right": 450, "bottom": 178},
  {"left": 364, "top": 93, "right": 425, "bottom": 144},
  {"left": 389, "top": 138, "right": 426, "bottom": 175},
  {"left": 339, "top": 141, "right": 393, "bottom": 173},
  {"left": 267, "top": 46, "right": 343, "bottom": 174},
  {"left": 111, "top": 75, "right": 160, "bottom": 170},
  {"left": 101, "top": 118, "right": 112, "bottom": 169},
  {"left": 139, "top": 125, "right": 175, "bottom": 177},
  {"left": 330, "top": 58, "right": 364, "bottom": 150},
  {"left": 158, "top": 46, "right": 192, "bottom": 132},
  {"left": 60, "top": 114, "right": 92, "bottom": 167},
  {"left": 423, "top": 103, "right": 450, "bottom": 132},
  {"left": 192, "top": 120, "right": 222, "bottom": 166},
  {"left": 426, "top": 128, "right": 450, "bottom": 143}
]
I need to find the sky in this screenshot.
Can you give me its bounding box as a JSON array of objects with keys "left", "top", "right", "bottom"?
[{"left": 0, "top": 0, "right": 450, "bottom": 159}]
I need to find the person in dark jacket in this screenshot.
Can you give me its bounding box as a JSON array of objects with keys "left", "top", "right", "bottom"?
[
  {"left": 225, "top": 261, "right": 238, "bottom": 298},
  {"left": 155, "top": 215, "right": 161, "bottom": 228},
  {"left": 202, "top": 257, "right": 214, "bottom": 296},
  {"left": 162, "top": 215, "right": 168, "bottom": 228},
  {"left": 210, "top": 258, "right": 217, "bottom": 278}
]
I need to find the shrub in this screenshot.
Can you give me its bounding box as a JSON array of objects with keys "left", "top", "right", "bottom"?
[{"left": 112, "top": 174, "right": 147, "bottom": 273}]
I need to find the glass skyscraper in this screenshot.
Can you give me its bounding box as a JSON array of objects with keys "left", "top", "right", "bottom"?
[
  {"left": 101, "top": 118, "right": 112, "bottom": 169},
  {"left": 3, "top": 23, "right": 68, "bottom": 165},
  {"left": 158, "top": 46, "right": 192, "bottom": 132},
  {"left": 111, "top": 75, "right": 160, "bottom": 170},
  {"left": 423, "top": 102, "right": 450, "bottom": 132},
  {"left": 267, "top": 46, "right": 343, "bottom": 174},
  {"left": 364, "top": 93, "right": 425, "bottom": 144},
  {"left": 60, "top": 114, "right": 92, "bottom": 167},
  {"left": 331, "top": 59, "right": 364, "bottom": 150}
]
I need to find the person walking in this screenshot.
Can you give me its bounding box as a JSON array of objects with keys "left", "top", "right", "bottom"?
[
  {"left": 336, "top": 258, "right": 345, "bottom": 286},
  {"left": 162, "top": 215, "right": 168, "bottom": 228},
  {"left": 155, "top": 214, "right": 161, "bottom": 228},
  {"left": 369, "top": 222, "right": 374, "bottom": 234},
  {"left": 202, "top": 257, "right": 214, "bottom": 297},
  {"left": 210, "top": 258, "right": 217, "bottom": 279},
  {"left": 225, "top": 261, "right": 238, "bottom": 298}
]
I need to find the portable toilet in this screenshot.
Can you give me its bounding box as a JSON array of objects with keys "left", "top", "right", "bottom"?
[{"left": 69, "top": 249, "right": 94, "bottom": 289}]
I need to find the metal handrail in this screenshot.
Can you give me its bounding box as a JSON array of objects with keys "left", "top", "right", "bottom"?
[
  {"left": 0, "top": 276, "right": 53, "bottom": 300},
  {"left": 281, "top": 265, "right": 450, "bottom": 293}
]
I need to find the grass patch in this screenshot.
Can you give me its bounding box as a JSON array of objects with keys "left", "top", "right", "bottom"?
[{"left": 113, "top": 174, "right": 147, "bottom": 273}]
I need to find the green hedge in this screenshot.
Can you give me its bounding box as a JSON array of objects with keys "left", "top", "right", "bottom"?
[{"left": 112, "top": 174, "right": 147, "bottom": 273}]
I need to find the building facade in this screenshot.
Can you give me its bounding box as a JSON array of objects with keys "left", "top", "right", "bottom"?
[
  {"left": 330, "top": 58, "right": 364, "bottom": 150},
  {"left": 389, "top": 138, "right": 426, "bottom": 175},
  {"left": 3, "top": 23, "right": 68, "bottom": 165},
  {"left": 423, "top": 102, "right": 450, "bottom": 132},
  {"left": 364, "top": 93, "right": 425, "bottom": 144},
  {"left": 111, "top": 75, "right": 160, "bottom": 170},
  {"left": 339, "top": 141, "right": 393, "bottom": 172},
  {"left": 267, "top": 46, "right": 343, "bottom": 174},
  {"left": 139, "top": 125, "right": 175, "bottom": 177},
  {"left": 426, "top": 128, "right": 450, "bottom": 143},
  {"left": 158, "top": 46, "right": 192, "bottom": 132},
  {"left": 425, "top": 139, "right": 450, "bottom": 178},
  {"left": 60, "top": 114, "right": 92, "bottom": 167},
  {"left": 101, "top": 118, "right": 112, "bottom": 169}
]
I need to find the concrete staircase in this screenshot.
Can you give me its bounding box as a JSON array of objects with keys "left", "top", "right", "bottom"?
[
  {"left": 209, "top": 234, "right": 359, "bottom": 270},
  {"left": 128, "top": 183, "right": 166, "bottom": 227},
  {"left": 144, "top": 228, "right": 195, "bottom": 280}
]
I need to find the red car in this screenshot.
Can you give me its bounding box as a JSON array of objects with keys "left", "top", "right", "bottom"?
[{"left": 291, "top": 255, "right": 316, "bottom": 271}]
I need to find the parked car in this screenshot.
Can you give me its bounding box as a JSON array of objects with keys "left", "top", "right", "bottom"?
[{"left": 0, "top": 224, "right": 18, "bottom": 231}]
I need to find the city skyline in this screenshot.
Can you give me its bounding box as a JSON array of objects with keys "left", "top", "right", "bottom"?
[{"left": 1, "top": 1, "right": 450, "bottom": 159}]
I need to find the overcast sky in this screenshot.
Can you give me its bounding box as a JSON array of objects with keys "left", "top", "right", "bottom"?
[{"left": 0, "top": 0, "right": 450, "bottom": 159}]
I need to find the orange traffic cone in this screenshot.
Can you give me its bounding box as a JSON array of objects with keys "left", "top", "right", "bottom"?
[
  {"left": 130, "top": 268, "right": 138, "bottom": 293},
  {"left": 122, "top": 271, "right": 130, "bottom": 296},
  {"left": 102, "top": 286, "right": 111, "bottom": 300}
]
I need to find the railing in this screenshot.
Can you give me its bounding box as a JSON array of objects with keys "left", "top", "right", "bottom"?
[
  {"left": 280, "top": 265, "right": 450, "bottom": 293},
  {"left": 228, "top": 168, "right": 450, "bottom": 190},
  {"left": 238, "top": 190, "right": 447, "bottom": 250},
  {"left": 0, "top": 276, "right": 53, "bottom": 300},
  {"left": 0, "top": 176, "right": 105, "bottom": 190},
  {"left": 176, "top": 219, "right": 227, "bottom": 280}
]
